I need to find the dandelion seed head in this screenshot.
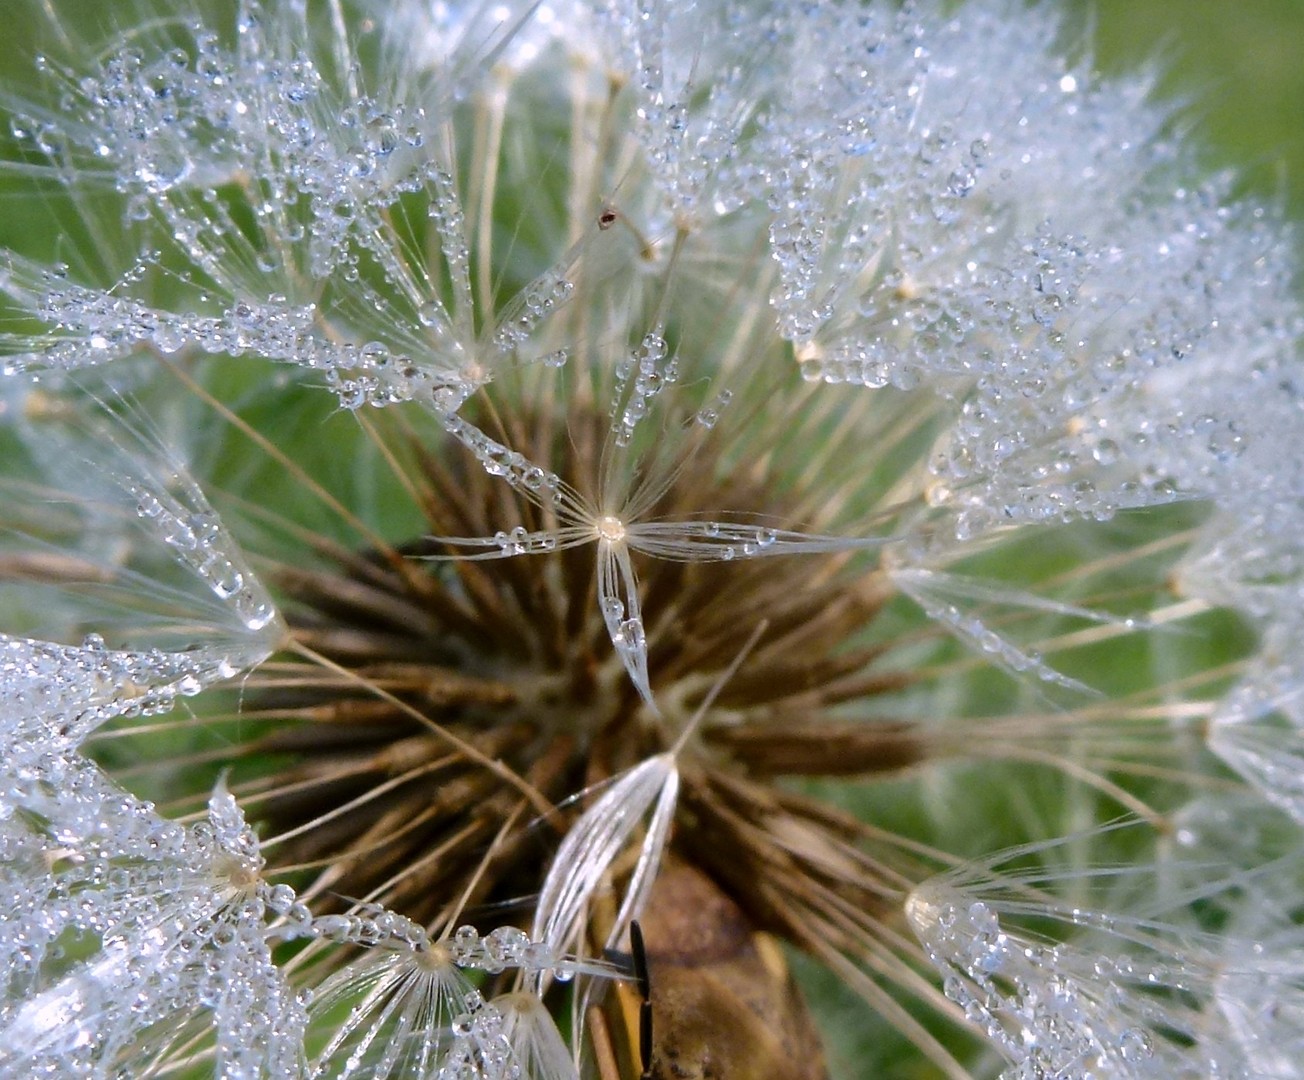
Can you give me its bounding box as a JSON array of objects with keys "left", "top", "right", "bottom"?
[{"left": 1, "top": 0, "right": 1303, "bottom": 1076}]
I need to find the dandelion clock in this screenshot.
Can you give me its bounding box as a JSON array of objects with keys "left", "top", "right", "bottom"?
[{"left": 2, "top": 1, "right": 1304, "bottom": 1077}]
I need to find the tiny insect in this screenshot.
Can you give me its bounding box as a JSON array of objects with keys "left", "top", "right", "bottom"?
[
  {"left": 630, "top": 921, "right": 654, "bottom": 1080},
  {"left": 589, "top": 859, "right": 827, "bottom": 1080}
]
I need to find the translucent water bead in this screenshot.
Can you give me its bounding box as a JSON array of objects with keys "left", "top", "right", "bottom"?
[{"left": 448, "top": 925, "right": 564, "bottom": 976}]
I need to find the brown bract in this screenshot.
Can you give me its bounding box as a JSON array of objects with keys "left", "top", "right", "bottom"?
[
  {"left": 621, "top": 860, "right": 827, "bottom": 1080},
  {"left": 232, "top": 399, "right": 929, "bottom": 972}
]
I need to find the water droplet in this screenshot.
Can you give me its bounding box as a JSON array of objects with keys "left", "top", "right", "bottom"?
[
  {"left": 947, "top": 167, "right": 975, "bottom": 198},
  {"left": 1118, "top": 1028, "right": 1153, "bottom": 1062},
  {"left": 1092, "top": 438, "right": 1119, "bottom": 466}
]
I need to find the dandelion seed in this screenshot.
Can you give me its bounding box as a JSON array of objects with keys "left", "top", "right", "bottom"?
[
  {"left": 494, "top": 993, "right": 577, "bottom": 1080},
  {"left": 0, "top": 777, "right": 308, "bottom": 1077},
  {"left": 532, "top": 753, "right": 680, "bottom": 962},
  {"left": 907, "top": 821, "right": 1304, "bottom": 1078},
  {"left": 428, "top": 336, "right": 894, "bottom": 707}
]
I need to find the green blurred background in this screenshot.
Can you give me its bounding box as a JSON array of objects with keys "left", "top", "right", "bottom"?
[{"left": 1079, "top": 0, "right": 1304, "bottom": 219}]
